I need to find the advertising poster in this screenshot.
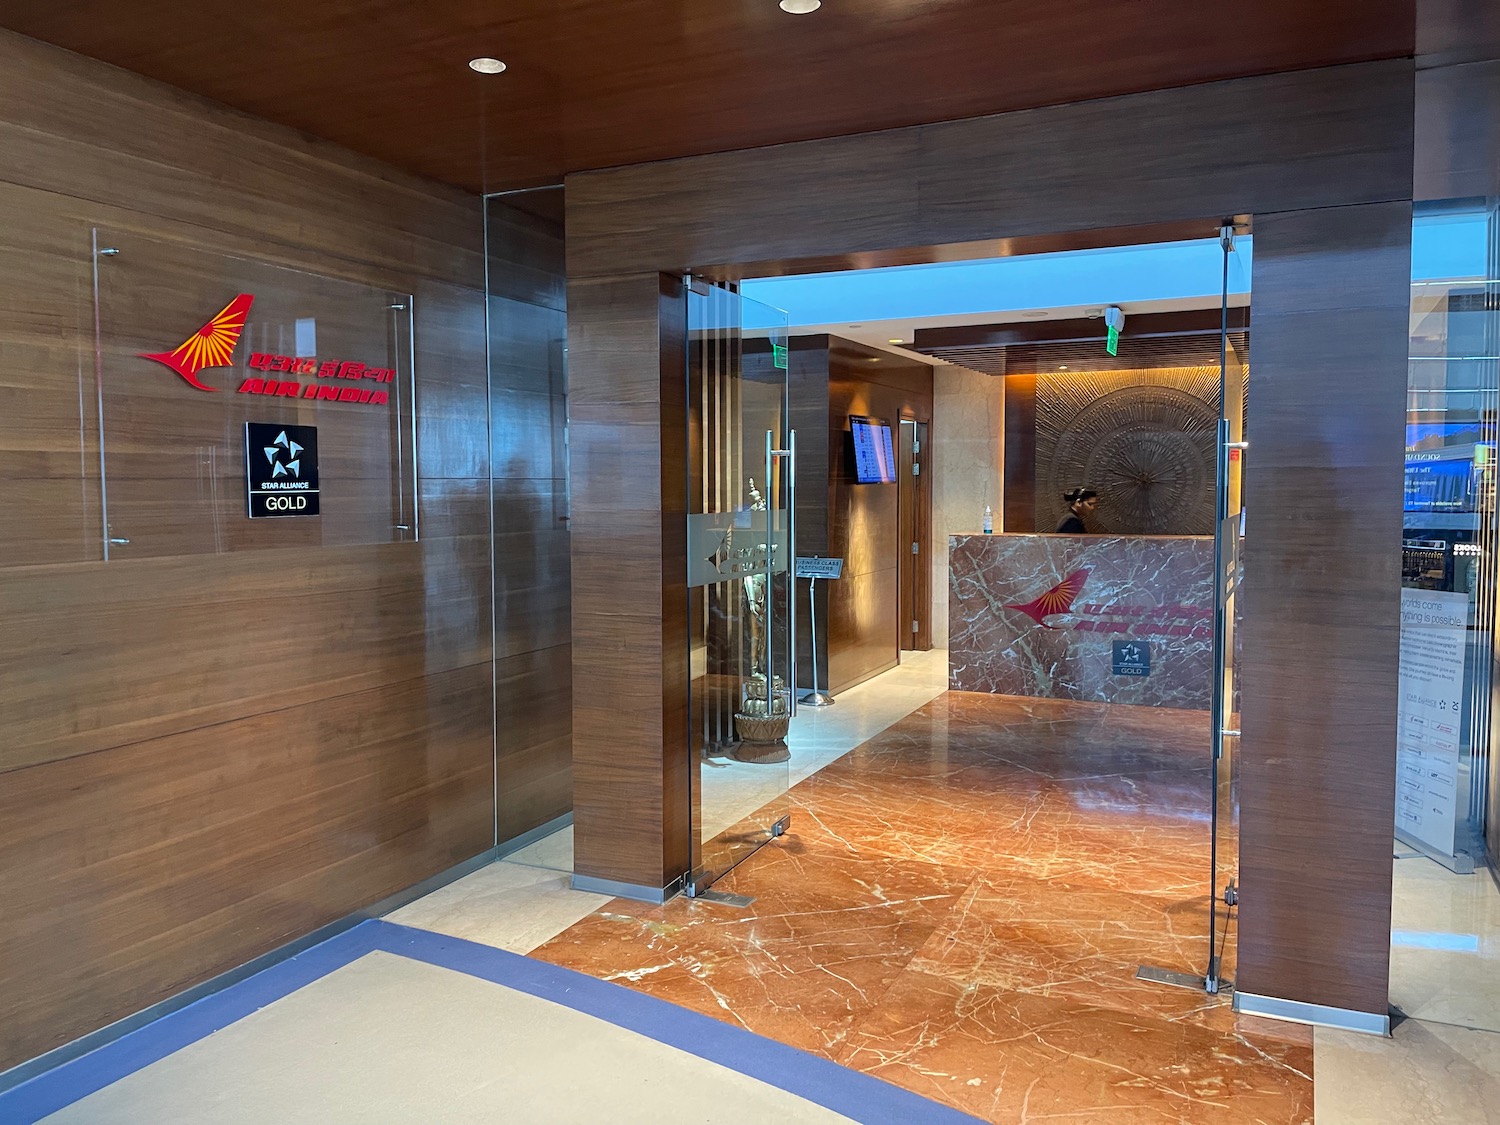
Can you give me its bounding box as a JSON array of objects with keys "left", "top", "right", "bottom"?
[{"left": 1396, "top": 588, "right": 1469, "bottom": 857}]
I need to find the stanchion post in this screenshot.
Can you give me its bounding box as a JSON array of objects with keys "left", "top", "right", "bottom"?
[{"left": 801, "top": 570, "right": 835, "bottom": 707}]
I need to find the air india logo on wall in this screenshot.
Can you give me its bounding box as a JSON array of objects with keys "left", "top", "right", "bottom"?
[
  {"left": 140, "top": 294, "right": 394, "bottom": 407},
  {"left": 140, "top": 294, "right": 255, "bottom": 392}
]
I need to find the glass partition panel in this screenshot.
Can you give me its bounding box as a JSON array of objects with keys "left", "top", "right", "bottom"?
[
  {"left": 0, "top": 215, "right": 96, "bottom": 569},
  {"left": 1388, "top": 199, "right": 1500, "bottom": 1037},
  {"left": 1209, "top": 245, "right": 1249, "bottom": 990},
  {"left": 1400, "top": 204, "right": 1497, "bottom": 873},
  {"left": 92, "top": 229, "right": 416, "bottom": 559},
  {"left": 686, "top": 282, "right": 793, "bottom": 893}
]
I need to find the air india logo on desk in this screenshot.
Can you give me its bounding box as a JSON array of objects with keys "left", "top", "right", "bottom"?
[
  {"left": 1002, "top": 566, "right": 1211, "bottom": 640},
  {"left": 1005, "top": 569, "right": 1091, "bottom": 629},
  {"left": 139, "top": 293, "right": 394, "bottom": 407}
]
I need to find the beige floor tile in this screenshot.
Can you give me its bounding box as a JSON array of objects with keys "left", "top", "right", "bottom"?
[
  {"left": 40, "top": 952, "right": 860, "bottom": 1125},
  {"left": 1390, "top": 856, "right": 1500, "bottom": 1032},
  {"left": 1315, "top": 1018, "right": 1500, "bottom": 1125},
  {"left": 385, "top": 859, "right": 608, "bottom": 954}
]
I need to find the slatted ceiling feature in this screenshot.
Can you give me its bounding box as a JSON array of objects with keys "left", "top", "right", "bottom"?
[
  {"left": 0, "top": 3, "right": 1416, "bottom": 192},
  {"left": 914, "top": 332, "right": 1250, "bottom": 377},
  {"left": 1007, "top": 332, "right": 1251, "bottom": 374},
  {"left": 921, "top": 347, "right": 1008, "bottom": 377}
]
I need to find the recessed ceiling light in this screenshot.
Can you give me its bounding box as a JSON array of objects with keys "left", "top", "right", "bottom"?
[
  {"left": 468, "top": 57, "right": 507, "bottom": 74},
  {"left": 1059, "top": 365, "right": 1070, "bottom": 370},
  {"left": 780, "top": 0, "right": 821, "bottom": 12}
]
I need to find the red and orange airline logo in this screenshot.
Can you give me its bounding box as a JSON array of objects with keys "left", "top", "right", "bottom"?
[
  {"left": 1005, "top": 569, "right": 1091, "bottom": 629},
  {"left": 140, "top": 294, "right": 255, "bottom": 392},
  {"left": 139, "top": 294, "right": 393, "bottom": 407}
]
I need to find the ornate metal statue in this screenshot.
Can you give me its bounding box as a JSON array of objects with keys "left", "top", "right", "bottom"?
[
  {"left": 733, "top": 476, "right": 789, "bottom": 758},
  {"left": 743, "top": 478, "right": 768, "bottom": 676}
]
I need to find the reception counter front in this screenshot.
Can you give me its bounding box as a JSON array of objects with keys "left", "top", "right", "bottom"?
[{"left": 949, "top": 532, "right": 1215, "bottom": 709}]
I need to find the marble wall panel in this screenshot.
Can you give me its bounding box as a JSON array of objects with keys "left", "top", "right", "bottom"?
[
  {"left": 930, "top": 365, "right": 1004, "bottom": 647},
  {"left": 949, "top": 533, "right": 1214, "bottom": 708}
]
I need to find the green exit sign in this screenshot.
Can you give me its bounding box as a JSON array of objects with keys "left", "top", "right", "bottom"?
[
  {"left": 1106, "top": 325, "right": 1120, "bottom": 357},
  {"left": 773, "top": 343, "right": 788, "bottom": 370}
]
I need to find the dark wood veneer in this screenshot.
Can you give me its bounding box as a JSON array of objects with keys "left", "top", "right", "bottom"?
[
  {"left": 0, "top": 33, "right": 569, "bottom": 1072},
  {"left": 564, "top": 58, "right": 1414, "bottom": 1020},
  {"left": 1235, "top": 202, "right": 1411, "bottom": 1014},
  {"left": 0, "top": 5, "right": 1414, "bottom": 192}
]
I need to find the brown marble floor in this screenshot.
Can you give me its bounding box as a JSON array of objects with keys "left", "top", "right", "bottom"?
[{"left": 533, "top": 691, "right": 1310, "bottom": 1124}]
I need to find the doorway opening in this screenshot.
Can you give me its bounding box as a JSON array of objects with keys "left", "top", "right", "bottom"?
[{"left": 682, "top": 222, "right": 1252, "bottom": 997}]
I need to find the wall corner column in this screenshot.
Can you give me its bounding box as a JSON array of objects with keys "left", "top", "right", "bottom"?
[
  {"left": 1236, "top": 200, "right": 1412, "bottom": 1024},
  {"left": 568, "top": 271, "right": 691, "bottom": 900}
]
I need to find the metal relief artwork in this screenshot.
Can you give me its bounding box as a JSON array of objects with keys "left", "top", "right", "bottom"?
[{"left": 1037, "top": 367, "right": 1221, "bottom": 535}]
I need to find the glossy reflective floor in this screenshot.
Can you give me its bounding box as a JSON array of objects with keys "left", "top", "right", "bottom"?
[
  {"left": 1389, "top": 849, "right": 1500, "bottom": 1033},
  {"left": 1310, "top": 851, "right": 1500, "bottom": 1124},
  {"left": 698, "top": 648, "right": 951, "bottom": 845},
  {"left": 19, "top": 671, "right": 1500, "bottom": 1123},
  {"left": 533, "top": 691, "right": 1317, "bottom": 1124}
]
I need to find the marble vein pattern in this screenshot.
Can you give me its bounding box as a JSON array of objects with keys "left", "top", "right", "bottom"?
[
  {"left": 949, "top": 534, "right": 1215, "bottom": 708},
  {"left": 533, "top": 691, "right": 1309, "bottom": 1124}
]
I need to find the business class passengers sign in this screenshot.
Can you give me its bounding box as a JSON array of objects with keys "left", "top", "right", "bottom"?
[{"left": 140, "top": 293, "right": 395, "bottom": 406}]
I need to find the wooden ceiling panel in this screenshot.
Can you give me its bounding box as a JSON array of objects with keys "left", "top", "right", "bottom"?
[{"left": 0, "top": 1, "right": 1415, "bottom": 192}]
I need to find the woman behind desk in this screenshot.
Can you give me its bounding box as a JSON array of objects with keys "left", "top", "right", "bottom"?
[{"left": 1056, "top": 487, "right": 1098, "bottom": 533}]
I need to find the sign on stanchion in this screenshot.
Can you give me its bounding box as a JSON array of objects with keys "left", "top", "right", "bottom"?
[{"left": 795, "top": 556, "right": 844, "bottom": 707}]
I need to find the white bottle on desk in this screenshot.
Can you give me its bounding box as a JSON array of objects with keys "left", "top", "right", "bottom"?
[{"left": 982, "top": 505, "right": 993, "bottom": 534}]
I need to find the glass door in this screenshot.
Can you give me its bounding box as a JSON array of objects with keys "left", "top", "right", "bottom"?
[
  {"left": 685, "top": 281, "right": 794, "bottom": 894},
  {"left": 1209, "top": 224, "right": 1249, "bottom": 992}
]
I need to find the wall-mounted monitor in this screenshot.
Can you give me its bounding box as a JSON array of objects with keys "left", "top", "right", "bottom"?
[
  {"left": 1405, "top": 455, "right": 1478, "bottom": 513},
  {"left": 850, "top": 415, "right": 896, "bottom": 484}
]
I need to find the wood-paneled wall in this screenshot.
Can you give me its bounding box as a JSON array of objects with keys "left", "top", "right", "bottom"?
[
  {"left": 825, "top": 341, "right": 932, "bottom": 694},
  {"left": 563, "top": 57, "right": 1416, "bottom": 1021},
  {"left": 785, "top": 337, "right": 933, "bottom": 694},
  {"left": 1236, "top": 202, "right": 1411, "bottom": 1015},
  {"left": 787, "top": 337, "right": 834, "bottom": 693},
  {"left": 568, "top": 273, "right": 691, "bottom": 892},
  {"left": 485, "top": 196, "right": 574, "bottom": 843},
  {"left": 0, "top": 29, "right": 556, "bottom": 1072},
  {"left": 566, "top": 62, "right": 1413, "bottom": 281}
]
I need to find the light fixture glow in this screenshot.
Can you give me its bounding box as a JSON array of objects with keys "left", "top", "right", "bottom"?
[
  {"left": 468, "top": 57, "right": 507, "bottom": 74},
  {"left": 780, "top": 0, "right": 821, "bottom": 11},
  {"left": 888, "top": 338, "right": 905, "bottom": 344}
]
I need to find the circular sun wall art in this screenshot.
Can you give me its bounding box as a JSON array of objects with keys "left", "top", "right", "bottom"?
[{"left": 1039, "top": 370, "right": 1221, "bottom": 535}]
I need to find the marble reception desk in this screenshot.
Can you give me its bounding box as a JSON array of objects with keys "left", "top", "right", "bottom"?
[{"left": 949, "top": 533, "right": 1215, "bottom": 708}]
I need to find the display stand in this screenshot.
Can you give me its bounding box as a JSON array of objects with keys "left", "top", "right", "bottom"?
[{"left": 796, "top": 556, "right": 844, "bottom": 707}]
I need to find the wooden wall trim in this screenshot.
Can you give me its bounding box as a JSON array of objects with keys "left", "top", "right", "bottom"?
[{"left": 567, "top": 60, "right": 1414, "bottom": 280}]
